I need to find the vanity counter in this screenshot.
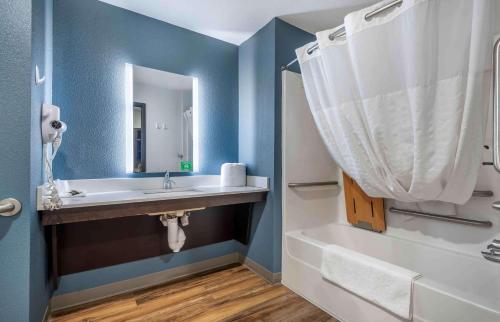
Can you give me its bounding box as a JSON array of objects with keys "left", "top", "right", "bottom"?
[{"left": 38, "top": 175, "right": 268, "bottom": 225}]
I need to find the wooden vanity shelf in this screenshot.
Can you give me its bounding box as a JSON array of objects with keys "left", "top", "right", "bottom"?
[{"left": 40, "top": 191, "right": 267, "bottom": 289}]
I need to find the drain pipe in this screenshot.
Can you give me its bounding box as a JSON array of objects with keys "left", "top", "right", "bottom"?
[
  {"left": 160, "top": 213, "right": 186, "bottom": 252},
  {"left": 155, "top": 208, "right": 204, "bottom": 252}
]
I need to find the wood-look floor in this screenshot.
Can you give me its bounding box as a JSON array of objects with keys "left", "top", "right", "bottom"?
[{"left": 50, "top": 264, "right": 337, "bottom": 322}]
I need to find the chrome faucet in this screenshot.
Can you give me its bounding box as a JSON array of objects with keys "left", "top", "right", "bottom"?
[{"left": 163, "top": 171, "right": 175, "bottom": 190}]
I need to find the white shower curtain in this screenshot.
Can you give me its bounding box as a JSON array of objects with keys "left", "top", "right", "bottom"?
[{"left": 297, "top": 0, "right": 500, "bottom": 204}]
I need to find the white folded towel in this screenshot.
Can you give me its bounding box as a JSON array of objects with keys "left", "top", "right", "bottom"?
[
  {"left": 321, "top": 244, "right": 421, "bottom": 320},
  {"left": 220, "top": 163, "right": 246, "bottom": 187}
]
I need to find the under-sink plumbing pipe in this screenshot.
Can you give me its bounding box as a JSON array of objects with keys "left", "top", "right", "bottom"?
[
  {"left": 156, "top": 208, "right": 204, "bottom": 252},
  {"left": 180, "top": 212, "right": 190, "bottom": 226},
  {"left": 160, "top": 213, "right": 186, "bottom": 252}
]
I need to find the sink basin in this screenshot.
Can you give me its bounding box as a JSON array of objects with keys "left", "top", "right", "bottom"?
[{"left": 141, "top": 187, "right": 199, "bottom": 195}]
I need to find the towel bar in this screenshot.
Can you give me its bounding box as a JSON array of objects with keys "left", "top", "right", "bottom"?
[{"left": 389, "top": 207, "right": 492, "bottom": 227}]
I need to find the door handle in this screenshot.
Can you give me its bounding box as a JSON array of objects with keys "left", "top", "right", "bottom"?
[{"left": 0, "top": 198, "right": 22, "bottom": 217}]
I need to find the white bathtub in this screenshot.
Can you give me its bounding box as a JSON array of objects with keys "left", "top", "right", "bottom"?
[{"left": 283, "top": 223, "right": 500, "bottom": 322}]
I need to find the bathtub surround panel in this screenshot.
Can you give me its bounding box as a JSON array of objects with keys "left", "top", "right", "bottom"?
[
  {"left": 53, "top": 0, "right": 238, "bottom": 179},
  {"left": 238, "top": 18, "right": 314, "bottom": 273},
  {"left": 273, "top": 20, "right": 316, "bottom": 271}
]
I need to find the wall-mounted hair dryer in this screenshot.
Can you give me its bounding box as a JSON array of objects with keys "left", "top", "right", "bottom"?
[
  {"left": 41, "top": 104, "right": 67, "bottom": 210},
  {"left": 42, "top": 104, "right": 67, "bottom": 144}
]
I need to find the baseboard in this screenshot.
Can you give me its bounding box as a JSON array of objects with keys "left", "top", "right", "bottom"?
[
  {"left": 238, "top": 253, "right": 282, "bottom": 284},
  {"left": 51, "top": 252, "right": 239, "bottom": 312},
  {"left": 42, "top": 303, "right": 51, "bottom": 322}
]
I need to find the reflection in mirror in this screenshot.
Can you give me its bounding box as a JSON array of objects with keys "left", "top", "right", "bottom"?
[
  {"left": 126, "top": 64, "right": 198, "bottom": 173},
  {"left": 133, "top": 102, "right": 146, "bottom": 172}
]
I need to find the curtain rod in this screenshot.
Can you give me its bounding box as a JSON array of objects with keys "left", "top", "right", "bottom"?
[{"left": 281, "top": 0, "right": 403, "bottom": 71}]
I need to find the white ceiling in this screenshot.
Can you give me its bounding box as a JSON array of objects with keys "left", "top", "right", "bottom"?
[
  {"left": 98, "top": 0, "right": 377, "bottom": 45},
  {"left": 133, "top": 65, "right": 193, "bottom": 91}
]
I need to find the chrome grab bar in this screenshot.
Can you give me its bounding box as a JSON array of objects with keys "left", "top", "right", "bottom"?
[
  {"left": 288, "top": 181, "right": 338, "bottom": 188},
  {"left": 494, "top": 38, "right": 500, "bottom": 172},
  {"left": 389, "top": 207, "right": 492, "bottom": 227},
  {"left": 472, "top": 190, "right": 493, "bottom": 197},
  {"left": 0, "top": 198, "right": 22, "bottom": 217}
]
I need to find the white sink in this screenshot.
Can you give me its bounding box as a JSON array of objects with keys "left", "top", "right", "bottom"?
[{"left": 141, "top": 187, "right": 200, "bottom": 195}]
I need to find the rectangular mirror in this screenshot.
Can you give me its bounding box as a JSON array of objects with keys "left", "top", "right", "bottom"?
[{"left": 126, "top": 64, "right": 198, "bottom": 173}]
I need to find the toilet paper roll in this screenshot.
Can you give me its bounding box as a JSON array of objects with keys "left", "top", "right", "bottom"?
[{"left": 221, "top": 163, "right": 246, "bottom": 187}]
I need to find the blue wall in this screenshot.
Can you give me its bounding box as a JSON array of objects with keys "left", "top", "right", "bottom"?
[
  {"left": 53, "top": 0, "right": 239, "bottom": 179},
  {"left": 51, "top": 0, "right": 312, "bottom": 294},
  {"left": 0, "top": 0, "right": 52, "bottom": 321},
  {"left": 238, "top": 21, "right": 277, "bottom": 271},
  {"left": 238, "top": 19, "right": 313, "bottom": 273},
  {"left": 52, "top": 0, "right": 240, "bottom": 294}
]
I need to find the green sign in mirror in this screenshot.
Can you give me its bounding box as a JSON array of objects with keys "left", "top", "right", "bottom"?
[{"left": 181, "top": 161, "right": 193, "bottom": 172}]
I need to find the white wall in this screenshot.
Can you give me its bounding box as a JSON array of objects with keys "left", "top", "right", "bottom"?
[{"left": 134, "top": 82, "right": 183, "bottom": 172}]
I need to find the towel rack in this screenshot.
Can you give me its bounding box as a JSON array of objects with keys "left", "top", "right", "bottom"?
[
  {"left": 288, "top": 181, "right": 338, "bottom": 188},
  {"left": 389, "top": 207, "right": 492, "bottom": 227}
]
